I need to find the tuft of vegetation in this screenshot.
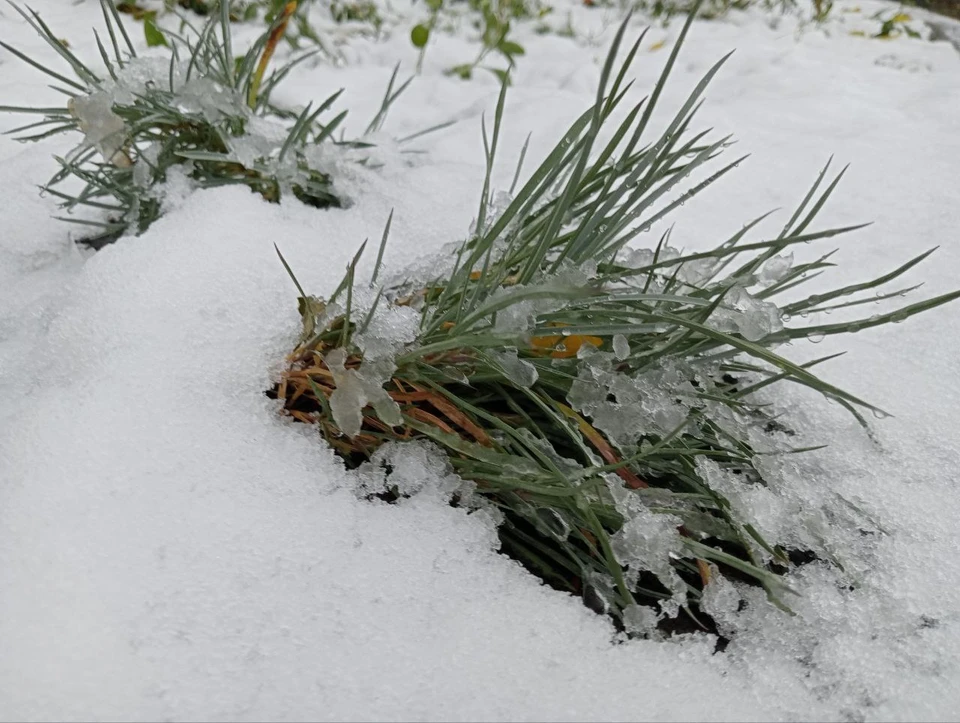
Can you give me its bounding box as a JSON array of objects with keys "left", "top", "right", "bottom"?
[
  {"left": 269, "top": 10, "right": 959, "bottom": 635},
  {"left": 411, "top": 0, "right": 548, "bottom": 80},
  {"left": 117, "top": 1, "right": 383, "bottom": 59},
  {"left": 0, "top": 0, "right": 402, "bottom": 245}
]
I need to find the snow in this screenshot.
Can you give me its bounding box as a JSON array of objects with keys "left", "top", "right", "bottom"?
[{"left": 1, "top": 0, "right": 960, "bottom": 720}]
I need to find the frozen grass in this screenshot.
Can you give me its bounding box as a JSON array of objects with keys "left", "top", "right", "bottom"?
[
  {"left": 1, "top": 0, "right": 960, "bottom": 719},
  {"left": 0, "top": 0, "right": 375, "bottom": 244},
  {"left": 271, "top": 8, "right": 959, "bottom": 635}
]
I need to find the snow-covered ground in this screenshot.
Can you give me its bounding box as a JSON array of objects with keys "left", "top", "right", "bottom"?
[{"left": 1, "top": 0, "right": 959, "bottom": 719}]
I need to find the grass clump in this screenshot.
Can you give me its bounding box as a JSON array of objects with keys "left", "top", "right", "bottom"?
[
  {"left": 270, "top": 10, "right": 958, "bottom": 636},
  {"left": 0, "top": 0, "right": 376, "bottom": 245}
]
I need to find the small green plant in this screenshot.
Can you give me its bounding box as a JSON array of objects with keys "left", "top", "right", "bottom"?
[
  {"left": 271, "top": 11, "right": 958, "bottom": 635},
  {"left": 0, "top": 0, "right": 370, "bottom": 244},
  {"left": 412, "top": 0, "right": 550, "bottom": 80},
  {"left": 872, "top": 8, "right": 922, "bottom": 39},
  {"left": 117, "top": 1, "right": 348, "bottom": 57},
  {"left": 329, "top": 0, "right": 383, "bottom": 29}
]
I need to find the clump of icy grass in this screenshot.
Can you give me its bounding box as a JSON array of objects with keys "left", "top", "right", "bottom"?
[
  {"left": 0, "top": 1, "right": 386, "bottom": 245},
  {"left": 271, "top": 12, "right": 959, "bottom": 637}
]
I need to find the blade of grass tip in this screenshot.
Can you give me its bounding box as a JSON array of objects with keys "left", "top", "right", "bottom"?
[
  {"left": 339, "top": 255, "right": 358, "bottom": 348},
  {"left": 782, "top": 288, "right": 960, "bottom": 341},
  {"left": 101, "top": 0, "right": 136, "bottom": 57},
  {"left": 47, "top": 84, "right": 82, "bottom": 97},
  {"left": 366, "top": 64, "right": 414, "bottom": 135},
  {"left": 803, "top": 284, "right": 923, "bottom": 315},
  {"left": 431, "top": 106, "right": 597, "bottom": 323},
  {"left": 313, "top": 109, "right": 348, "bottom": 145},
  {"left": 274, "top": 243, "right": 308, "bottom": 298},
  {"left": 778, "top": 156, "right": 831, "bottom": 238},
  {"left": 509, "top": 133, "right": 531, "bottom": 196},
  {"left": 185, "top": 20, "right": 215, "bottom": 83},
  {"left": 589, "top": 140, "right": 739, "bottom": 262},
  {"left": 641, "top": 227, "right": 671, "bottom": 292},
  {"left": 98, "top": 0, "right": 123, "bottom": 67},
  {"left": 527, "top": 16, "right": 634, "bottom": 281},
  {"left": 732, "top": 351, "right": 847, "bottom": 399},
  {"left": 603, "top": 27, "right": 644, "bottom": 116},
  {"left": 370, "top": 209, "right": 393, "bottom": 286},
  {"left": 753, "top": 251, "right": 844, "bottom": 301},
  {"left": 0, "top": 40, "right": 88, "bottom": 92},
  {"left": 562, "top": 104, "right": 654, "bottom": 261},
  {"left": 257, "top": 48, "right": 321, "bottom": 101},
  {"left": 278, "top": 102, "right": 317, "bottom": 161},
  {"left": 0, "top": 104, "right": 69, "bottom": 116},
  {"left": 397, "top": 119, "right": 457, "bottom": 145},
  {"left": 790, "top": 164, "right": 849, "bottom": 238},
  {"left": 652, "top": 310, "right": 887, "bottom": 413},
  {"left": 364, "top": 62, "right": 398, "bottom": 136},
  {"left": 629, "top": 222, "right": 872, "bottom": 283},
  {"left": 476, "top": 76, "right": 508, "bottom": 234},
  {"left": 247, "top": 1, "right": 297, "bottom": 108},
  {"left": 706, "top": 209, "right": 781, "bottom": 281},
  {"left": 356, "top": 285, "right": 384, "bottom": 335},
  {"left": 781, "top": 247, "right": 939, "bottom": 314},
  {"left": 476, "top": 113, "right": 492, "bottom": 233},
  {"left": 583, "top": 94, "right": 645, "bottom": 187},
  {"left": 619, "top": 0, "right": 711, "bottom": 164},
  {"left": 220, "top": 0, "right": 234, "bottom": 83},
  {"left": 19, "top": 4, "right": 102, "bottom": 86},
  {"left": 235, "top": 34, "right": 270, "bottom": 90},
  {"left": 93, "top": 31, "right": 118, "bottom": 82},
  {"left": 308, "top": 87, "right": 345, "bottom": 119},
  {"left": 329, "top": 240, "right": 368, "bottom": 306},
  {"left": 571, "top": 67, "right": 732, "bottom": 264},
  {"left": 3, "top": 118, "right": 77, "bottom": 141},
  {"left": 168, "top": 43, "right": 179, "bottom": 92}
]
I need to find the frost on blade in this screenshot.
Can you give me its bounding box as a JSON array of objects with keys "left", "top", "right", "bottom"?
[
  {"left": 759, "top": 253, "right": 794, "bottom": 286},
  {"left": 621, "top": 602, "right": 660, "bottom": 637},
  {"left": 68, "top": 93, "right": 130, "bottom": 167},
  {"left": 708, "top": 285, "right": 784, "bottom": 341},
  {"left": 567, "top": 352, "right": 695, "bottom": 452},
  {"left": 360, "top": 439, "right": 464, "bottom": 499},
  {"left": 699, "top": 567, "right": 742, "bottom": 638},
  {"left": 609, "top": 495, "right": 688, "bottom": 616},
  {"left": 352, "top": 301, "right": 421, "bottom": 363},
  {"left": 325, "top": 348, "right": 402, "bottom": 438},
  {"left": 612, "top": 334, "right": 630, "bottom": 361},
  {"left": 489, "top": 348, "right": 538, "bottom": 387},
  {"left": 173, "top": 77, "right": 247, "bottom": 120}
]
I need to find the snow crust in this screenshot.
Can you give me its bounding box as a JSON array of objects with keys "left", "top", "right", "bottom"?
[{"left": 1, "top": 0, "right": 959, "bottom": 720}]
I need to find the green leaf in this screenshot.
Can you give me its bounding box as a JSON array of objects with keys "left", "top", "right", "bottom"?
[
  {"left": 143, "top": 14, "right": 168, "bottom": 48},
  {"left": 447, "top": 63, "right": 473, "bottom": 80},
  {"left": 486, "top": 67, "right": 512, "bottom": 86},
  {"left": 426, "top": 0, "right": 444, "bottom": 11},
  {"left": 411, "top": 23, "right": 430, "bottom": 49},
  {"left": 498, "top": 40, "right": 525, "bottom": 57}
]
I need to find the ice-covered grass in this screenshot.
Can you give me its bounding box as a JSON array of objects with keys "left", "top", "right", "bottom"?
[
  {"left": 0, "top": 1, "right": 392, "bottom": 245},
  {"left": 270, "top": 9, "right": 959, "bottom": 639},
  {"left": 1, "top": 0, "right": 959, "bottom": 720}
]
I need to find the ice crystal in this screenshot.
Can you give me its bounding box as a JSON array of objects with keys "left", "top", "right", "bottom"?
[
  {"left": 708, "top": 285, "right": 784, "bottom": 341},
  {"left": 325, "top": 348, "right": 402, "bottom": 438}
]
